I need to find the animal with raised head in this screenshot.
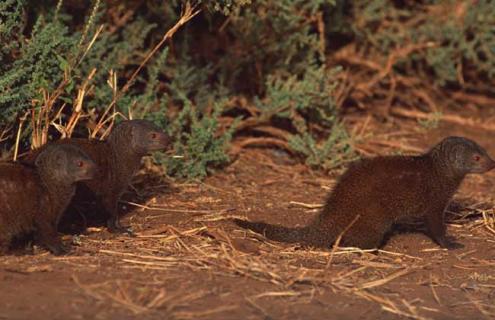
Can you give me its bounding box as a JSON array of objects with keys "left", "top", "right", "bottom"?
[
  {"left": 21, "top": 119, "right": 169, "bottom": 234},
  {"left": 0, "top": 144, "right": 97, "bottom": 255},
  {"left": 234, "top": 136, "right": 495, "bottom": 249}
]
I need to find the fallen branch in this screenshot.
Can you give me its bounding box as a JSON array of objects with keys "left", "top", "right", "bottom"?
[{"left": 392, "top": 108, "right": 495, "bottom": 132}]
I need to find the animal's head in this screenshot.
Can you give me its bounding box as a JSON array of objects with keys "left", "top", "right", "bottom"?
[
  {"left": 432, "top": 136, "right": 495, "bottom": 176},
  {"left": 109, "top": 120, "right": 169, "bottom": 155},
  {"left": 35, "top": 144, "right": 97, "bottom": 183}
]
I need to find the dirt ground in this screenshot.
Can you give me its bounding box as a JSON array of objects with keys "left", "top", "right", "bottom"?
[{"left": 1, "top": 116, "right": 495, "bottom": 320}]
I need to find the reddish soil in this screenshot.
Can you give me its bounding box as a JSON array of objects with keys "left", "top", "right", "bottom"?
[{"left": 1, "top": 118, "right": 495, "bottom": 320}]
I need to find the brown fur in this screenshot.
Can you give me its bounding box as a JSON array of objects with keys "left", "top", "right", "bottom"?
[
  {"left": 234, "top": 137, "right": 495, "bottom": 249},
  {"left": 0, "top": 145, "right": 96, "bottom": 255},
  {"left": 21, "top": 120, "right": 169, "bottom": 234}
]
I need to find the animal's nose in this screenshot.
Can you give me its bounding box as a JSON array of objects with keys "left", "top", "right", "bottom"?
[{"left": 486, "top": 158, "right": 495, "bottom": 171}]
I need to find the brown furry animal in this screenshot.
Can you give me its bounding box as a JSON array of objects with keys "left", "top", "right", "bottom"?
[
  {"left": 21, "top": 119, "right": 169, "bottom": 234},
  {"left": 0, "top": 145, "right": 97, "bottom": 255},
  {"left": 234, "top": 137, "right": 495, "bottom": 249}
]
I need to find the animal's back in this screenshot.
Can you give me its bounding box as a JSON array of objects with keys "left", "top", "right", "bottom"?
[{"left": 315, "top": 156, "right": 435, "bottom": 248}]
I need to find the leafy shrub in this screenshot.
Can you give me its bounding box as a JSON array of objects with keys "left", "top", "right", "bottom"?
[
  {"left": 161, "top": 99, "right": 238, "bottom": 179},
  {"left": 2, "top": 0, "right": 494, "bottom": 178},
  {"left": 339, "top": 0, "right": 495, "bottom": 111}
]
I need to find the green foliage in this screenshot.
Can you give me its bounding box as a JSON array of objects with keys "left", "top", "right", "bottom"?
[
  {"left": 3, "top": 0, "right": 494, "bottom": 179},
  {"left": 256, "top": 64, "right": 355, "bottom": 170},
  {"left": 0, "top": 0, "right": 351, "bottom": 177},
  {"left": 0, "top": 0, "right": 23, "bottom": 54},
  {"left": 424, "top": 1, "right": 495, "bottom": 83},
  {"left": 210, "top": 0, "right": 336, "bottom": 94},
  {"left": 76, "top": 12, "right": 168, "bottom": 116},
  {"left": 201, "top": 0, "right": 253, "bottom": 15},
  {"left": 163, "top": 100, "right": 238, "bottom": 179},
  {"left": 289, "top": 122, "right": 355, "bottom": 170},
  {"left": 222, "top": 0, "right": 351, "bottom": 170},
  {"left": 418, "top": 112, "right": 442, "bottom": 130},
  {"left": 351, "top": 0, "right": 495, "bottom": 86},
  {"left": 257, "top": 64, "right": 338, "bottom": 123},
  {"left": 0, "top": 2, "right": 75, "bottom": 123}
]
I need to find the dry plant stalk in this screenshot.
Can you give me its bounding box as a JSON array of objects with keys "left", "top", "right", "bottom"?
[
  {"left": 13, "top": 111, "right": 29, "bottom": 161},
  {"left": 92, "top": 2, "right": 201, "bottom": 139},
  {"left": 392, "top": 108, "right": 495, "bottom": 132},
  {"left": 482, "top": 209, "right": 495, "bottom": 235},
  {"left": 27, "top": 18, "right": 105, "bottom": 150},
  {"left": 0, "top": 125, "right": 13, "bottom": 144},
  {"left": 17, "top": 2, "right": 199, "bottom": 154},
  {"left": 326, "top": 213, "right": 361, "bottom": 267}
]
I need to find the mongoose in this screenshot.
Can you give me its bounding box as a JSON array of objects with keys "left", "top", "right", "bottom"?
[
  {"left": 234, "top": 136, "right": 495, "bottom": 249},
  {"left": 0, "top": 145, "right": 97, "bottom": 255},
  {"left": 21, "top": 120, "right": 169, "bottom": 234}
]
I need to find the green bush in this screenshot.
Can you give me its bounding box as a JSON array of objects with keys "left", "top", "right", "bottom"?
[
  {"left": 1, "top": 0, "right": 494, "bottom": 178},
  {"left": 348, "top": 0, "right": 495, "bottom": 88}
]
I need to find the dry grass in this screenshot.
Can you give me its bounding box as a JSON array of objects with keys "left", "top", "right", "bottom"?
[
  {"left": 31, "top": 206, "right": 491, "bottom": 319},
  {"left": 2, "top": 96, "right": 495, "bottom": 319},
  {"left": 73, "top": 227, "right": 423, "bottom": 317},
  {"left": 2, "top": 164, "right": 495, "bottom": 319},
  {"left": 29, "top": 170, "right": 495, "bottom": 317}
]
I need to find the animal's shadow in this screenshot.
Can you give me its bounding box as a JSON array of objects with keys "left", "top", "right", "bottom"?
[
  {"left": 58, "top": 173, "right": 176, "bottom": 235},
  {"left": 5, "top": 174, "right": 176, "bottom": 254},
  {"left": 383, "top": 199, "right": 490, "bottom": 248}
]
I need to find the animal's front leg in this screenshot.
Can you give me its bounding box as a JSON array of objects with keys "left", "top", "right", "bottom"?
[
  {"left": 102, "top": 193, "right": 134, "bottom": 236},
  {"left": 425, "top": 205, "right": 462, "bottom": 249},
  {"left": 34, "top": 218, "right": 68, "bottom": 255}
]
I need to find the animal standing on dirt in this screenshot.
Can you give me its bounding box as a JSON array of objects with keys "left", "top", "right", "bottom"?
[
  {"left": 234, "top": 136, "right": 495, "bottom": 249},
  {"left": 21, "top": 119, "right": 169, "bottom": 234},
  {"left": 0, "top": 145, "right": 97, "bottom": 255}
]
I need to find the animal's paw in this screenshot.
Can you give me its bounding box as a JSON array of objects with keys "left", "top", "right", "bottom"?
[
  {"left": 437, "top": 237, "right": 464, "bottom": 250},
  {"left": 108, "top": 223, "right": 135, "bottom": 237},
  {"left": 47, "top": 243, "right": 70, "bottom": 256}
]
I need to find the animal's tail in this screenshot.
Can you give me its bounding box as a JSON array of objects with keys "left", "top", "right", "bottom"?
[{"left": 233, "top": 218, "right": 316, "bottom": 245}]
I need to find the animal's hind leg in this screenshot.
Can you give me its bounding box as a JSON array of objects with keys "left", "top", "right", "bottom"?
[
  {"left": 343, "top": 232, "right": 384, "bottom": 249},
  {"left": 340, "top": 221, "right": 387, "bottom": 250}
]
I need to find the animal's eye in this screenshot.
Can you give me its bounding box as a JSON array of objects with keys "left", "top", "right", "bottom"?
[
  {"left": 473, "top": 155, "right": 481, "bottom": 162},
  {"left": 150, "top": 133, "right": 157, "bottom": 139},
  {"left": 77, "top": 160, "right": 84, "bottom": 167}
]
